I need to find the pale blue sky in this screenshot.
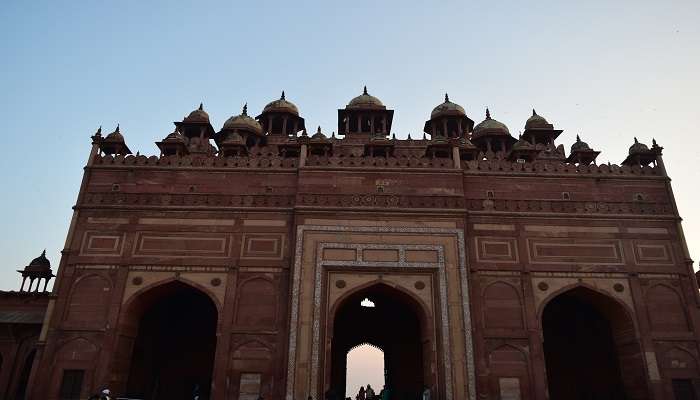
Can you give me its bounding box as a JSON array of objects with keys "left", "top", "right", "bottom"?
[{"left": 1, "top": 0, "right": 699, "bottom": 290}]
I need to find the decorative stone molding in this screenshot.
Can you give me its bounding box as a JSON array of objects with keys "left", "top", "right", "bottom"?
[{"left": 286, "top": 225, "right": 476, "bottom": 400}]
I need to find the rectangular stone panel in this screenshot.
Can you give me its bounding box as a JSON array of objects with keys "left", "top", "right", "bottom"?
[
  {"left": 498, "top": 377, "right": 521, "bottom": 400},
  {"left": 362, "top": 249, "right": 399, "bottom": 262},
  {"left": 241, "top": 233, "right": 285, "bottom": 260},
  {"left": 322, "top": 248, "right": 357, "bottom": 261},
  {"left": 80, "top": 231, "right": 125, "bottom": 256},
  {"left": 239, "top": 373, "right": 262, "bottom": 400},
  {"left": 633, "top": 240, "right": 674, "bottom": 265},
  {"left": 475, "top": 237, "right": 519, "bottom": 263},
  {"left": 133, "top": 233, "right": 231, "bottom": 257},
  {"left": 405, "top": 249, "right": 439, "bottom": 263},
  {"left": 527, "top": 238, "right": 624, "bottom": 264}
]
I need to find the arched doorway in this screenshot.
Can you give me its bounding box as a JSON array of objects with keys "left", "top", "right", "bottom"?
[
  {"left": 329, "top": 283, "right": 433, "bottom": 400},
  {"left": 345, "top": 343, "right": 385, "bottom": 397},
  {"left": 542, "top": 286, "right": 648, "bottom": 400},
  {"left": 121, "top": 281, "right": 218, "bottom": 400}
]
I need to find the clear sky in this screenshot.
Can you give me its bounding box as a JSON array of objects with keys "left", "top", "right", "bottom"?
[{"left": 0, "top": 0, "right": 699, "bottom": 288}]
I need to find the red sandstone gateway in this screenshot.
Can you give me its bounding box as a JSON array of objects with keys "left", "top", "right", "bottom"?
[{"left": 1, "top": 89, "right": 699, "bottom": 400}]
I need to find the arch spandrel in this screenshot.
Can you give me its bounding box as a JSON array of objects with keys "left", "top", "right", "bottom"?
[
  {"left": 288, "top": 225, "right": 473, "bottom": 400},
  {"left": 328, "top": 274, "right": 434, "bottom": 317},
  {"left": 121, "top": 272, "right": 224, "bottom": 312},
  {"left": 532, "top": 277, "right": 635, "bottom": 319}
]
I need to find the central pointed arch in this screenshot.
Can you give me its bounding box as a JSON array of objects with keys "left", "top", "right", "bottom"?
[{"left": 327, "top": 282, "right": 434, "bottom": 400}]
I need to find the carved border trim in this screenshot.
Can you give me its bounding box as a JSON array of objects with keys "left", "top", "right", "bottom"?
[
  {"left": 286, "top": 225, "right": 475, "bottom": 400},
  {"left": 309, "top": 243, "right": 452, "bottom": 400}
]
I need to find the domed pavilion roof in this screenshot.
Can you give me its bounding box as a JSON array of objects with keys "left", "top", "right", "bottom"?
[
  {"left": 262, "top": 91, "right": 299, "bottom": 116},
  {"left": 473, "top": 108, "right": 510, "bottom": 137},
  {"left": 524, "top": 109, "right": 550, "bottom": 129},
  {"left": 183, "top": 103, "right": 211, "bottom": 124},
  {"left": 223, "top": 104, "right": 263, "bottom": 135},
  {"left": 431, "top": 93, "right": 466, "bottom": 119},
  {"left": 571, "top": 135, "right": 592, "bottom": 152},
  {"left": 28, "top": 250, "right": 50, "bottom": 269},
  {"left": 629, "top": 137, "right": 650, "bottom": 155},
  {"left": 346, "top": 86, "right": 385, "bottom": 110}
]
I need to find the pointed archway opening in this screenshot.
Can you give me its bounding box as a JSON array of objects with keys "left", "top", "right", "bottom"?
[
  {"left": 345, "top": 343, "right": 385, "bottom": 398},
  {"left": 121, "top": 280, "right": 218, "bottom": 400},
  {"left": 329, "top": 283, "right": 432, "bottom": 400},
  {"left": 542, "top": 286, "right": 647, "bottom": 400}
]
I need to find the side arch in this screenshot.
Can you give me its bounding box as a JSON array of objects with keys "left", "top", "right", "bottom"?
[
  {"left": 64, "top": 273, "right": 113, "bottom": 329},
  {"left": 121, "top": 276, "right": 222, "bottom": 316},
  {"left": 482, "top": 281, "right": 525, "bottom": 330},
  {"left": 233, "top": 276, "right": 278, "bottom": 329},
  {"left": 536, "top": 282, "right": 637, "bottom": 333},
  {"left": 540, "top": 285, "right": 649, "bottom": 400},
  {"left": 645, "top": 283, "right": 690, "bottom": 332}
]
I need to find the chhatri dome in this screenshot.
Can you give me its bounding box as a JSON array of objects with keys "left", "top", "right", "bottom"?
[
  {"left": 629, "top": 137, "right": 650, "bottom": 155},
  {"left": 183, "top": 103, "right": 211, "bottom": 124},
  {"left": 346, "top": 86, "right": 385, "bottom": 110},
  {"left": 431, "top": 93, "right": 466, "bottom": 119},
  {"left": 472, "top": 108, "right": 510, "bottom": 137},
  {"left": 524, "top": 109, "right": 550, "bottom": 129},
  {"left": 262, "top": 91, "right": 300, "bottom": 116},
  {"left": 223, "top": 104, "right": 263, "bottom": 135},
  {"left": 571, "top": 135, "right": 591, "bottom": 152}
]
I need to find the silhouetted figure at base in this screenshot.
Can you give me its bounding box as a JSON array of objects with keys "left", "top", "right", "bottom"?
[
  {"left": 422, "top": 385, "right": 431, "bottom": 400},
  {"left": 366, "top": 384, "right": 375, "bottom": 400},
  {"left": 88, "top": 388, "right": 113, "bottom": 400}
]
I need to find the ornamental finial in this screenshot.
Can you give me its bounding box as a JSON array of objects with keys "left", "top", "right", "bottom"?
[
  {"left": 532, "top": 109, "right": 537, "bottom": 116},
  {"left": 242, "top": 103, "right": 248, "bottom": 116},
  {"left": 281, "top": 90, "right": 285, "bottom": 100},
  {"left": 199, "top": 102, "right": 204, "bottom": 111},
  {"left": 576, "top": 134, "right": 581, "bottom": 142},
  {"left": 445, "top": 93, "right": 449, "bottom": 102},
  {"left": 634, "top": 137, "right": 638, "bottom": 143},
  {"left": 363, "top": 86, "right": 368, "bottom": 95},
  {"left": 486, "top": 108, "right": 491, "bottom": 119}
]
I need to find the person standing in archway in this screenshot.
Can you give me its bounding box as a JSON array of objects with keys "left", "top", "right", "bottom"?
[
  {"left": 357, "top": 385, "right": 366, "bottom": 400},
  {"left": 421, "top": 385, "right": 431, "bottom": 400},
  {"left": 366, "top": 384, "right": 375, "bottom": 399}
]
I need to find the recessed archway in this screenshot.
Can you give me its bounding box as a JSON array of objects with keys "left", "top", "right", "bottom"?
[
  {"left": 345, "top": 343, "right": 385, "bottom": 398},
  {"left": 329, "top": 282, "right": 433, "bottom": 400},
  {"left": 120, "top": 280, "right": 218, "bottom": 400},
  {"left": 542, "top": 286, "right": 648, "bottom": 400}
]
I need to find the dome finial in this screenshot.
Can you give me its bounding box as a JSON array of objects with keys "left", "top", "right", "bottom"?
[
  {"left": 486, "top": 108, "right": 491, "bottom": 119},
  {"left": 634, "top": 137, "right": 639, "bottom": 143},
  {"left": 532, "top": 109, "right": 537, "bottom": 116},
  {"left": 115, "top": 123, "right": 120, "bottom": 133},
  {"left": 576, "top": 134, "right": 581, "bottom": 142},
  {"left": 242, "top": 103, "right": 248, "bottom": 116},
  {"left": 41, "top": 249, "right": 46, "bottom": 257},
  {"left": 316, "top": 126, "right": 321, "bottom": 134},
  {"left": 363, "top": 86, "right": 368, "bottom": 95},
  {"left": 445, "top": 93, "right": 449, "bottom": 103},
  {"left": 198, "top": 102, "right": 204, "bottom": 111},
  {"left": 652, "top": 138, "right": 658, "bottom": 146},
  {"left": 281, "top": 90, "right": 285, "bottom": 100},
  {"left": 96, "top": 126, "right": 102, "bottom": 135}
]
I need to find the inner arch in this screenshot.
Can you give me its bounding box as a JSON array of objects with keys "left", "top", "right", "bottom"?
[{"left": 329, "top": 283, "right": 431, "bottom": 400}]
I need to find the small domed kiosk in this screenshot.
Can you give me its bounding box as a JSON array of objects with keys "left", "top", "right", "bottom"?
[{"left": 338, "top": 86, "right": 394, "bottom": 138}]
